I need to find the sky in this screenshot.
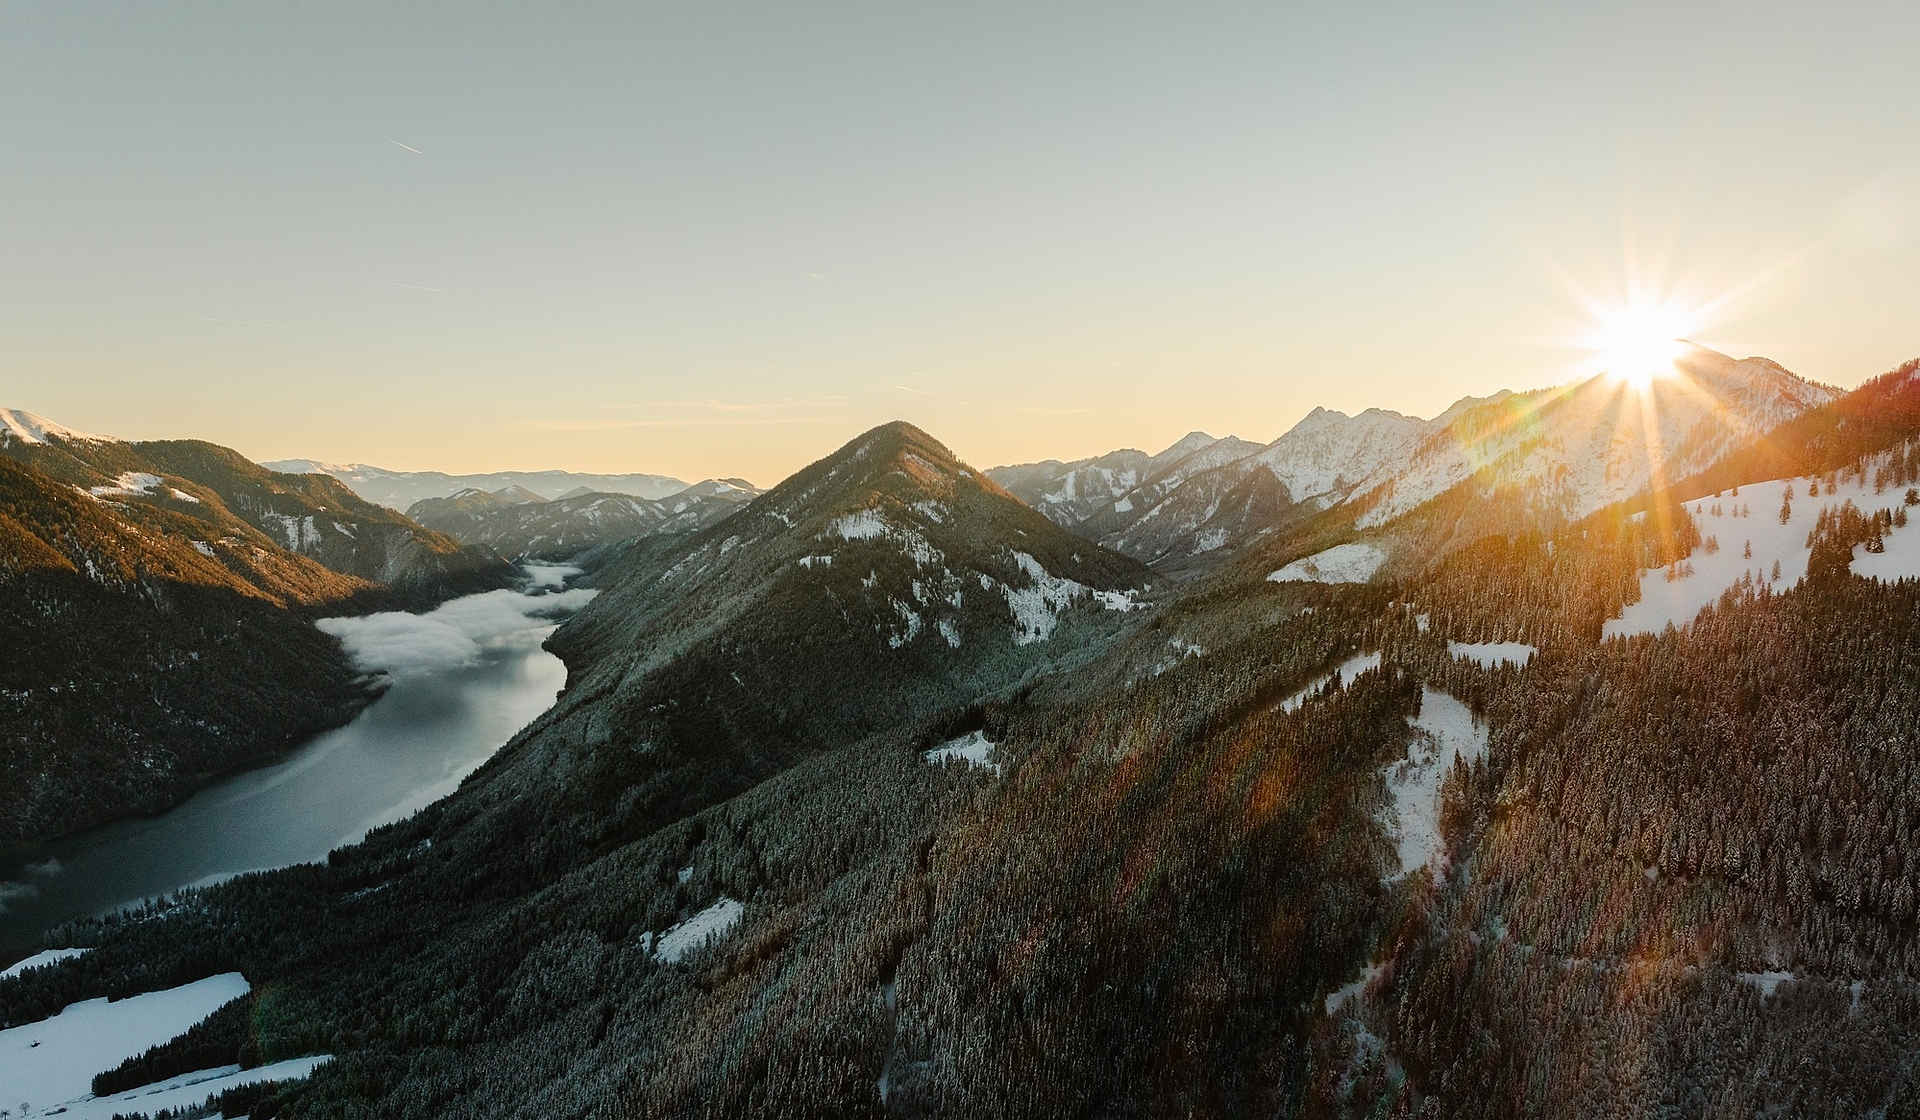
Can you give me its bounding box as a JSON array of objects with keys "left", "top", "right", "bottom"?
[{"left": 3, "top": 3, "right": 1917, "bottom": 486}]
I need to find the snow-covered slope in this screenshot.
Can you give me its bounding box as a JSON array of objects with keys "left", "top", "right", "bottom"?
[
  {"left": 0, "top": 408, "right": 115, "bottom": 447},
  {"left": 1355, "top": 350, "right": 1835, "bottom": 529},
  {"left": 998, "top": 410, "right": 1429, "bottom": 568}
]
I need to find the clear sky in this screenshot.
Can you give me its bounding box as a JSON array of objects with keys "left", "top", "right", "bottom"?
[{"left": 4, "top": 3, "right": 1917, "bottom": 486}]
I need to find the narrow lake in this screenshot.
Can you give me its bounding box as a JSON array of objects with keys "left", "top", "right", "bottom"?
[{"left": 0, "top": 572, "right": 591, "bottom": 962}]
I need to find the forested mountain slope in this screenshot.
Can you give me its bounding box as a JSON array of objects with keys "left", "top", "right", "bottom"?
[
  {"left": 14, "top": 371, "right": 1920, "bottom": 1118},
  {"left": 1, "top": 410, "right": 512, "bottom": 602},
  {"left": 0, "top": 457, "right": 374, "bottom": 847}
]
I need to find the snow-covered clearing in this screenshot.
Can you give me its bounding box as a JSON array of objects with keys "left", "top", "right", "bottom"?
[
  {"left": 830, "top": 509, "right": 889, "bottom": 540},
  {"left": 52, "top": 1055, "right": 332, "bottom": 1120},
  {"left": 653, "top": 898, "right": 746, "bottom": 963},
  {"left": 0, "top": 972, "right": 251, "bottom": 1116},
  {"left": 1267, "top": 542, "right": 1386, "bottom": 585},
  {"left": 1607, "top": 472, "right": 1920, "bottom": 637},
  {"left": 1, "top": 946, "right": 90, "bottom": 979},
  {"left": 1379, "top": 688, "right": 1488, "bottom": 881},
  {"left": 318, "top": 586, "right": 596, "bottom": 677},
  {"left": 1279, "top": 652, "right": 1381, "bottom": 713},
  {"left": 925, "top": 730, "right": 1000, "bottom": 774},
  {"left": 87, "top": 472, "right": 163, "bottom": 498},
  {"left": 1447, "top": 641, "right": 1536, "bottom": 668}
]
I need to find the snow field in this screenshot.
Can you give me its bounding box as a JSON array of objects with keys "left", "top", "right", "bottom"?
[
  {"left": 1378, "top": 688, "right": 1488, "bottom": 881},
  {"left": 653, "top": 898, "right": 747, "bottom": 963},
  {"left": 0, "top": 946, "right": 90, "bottom": 979},
  {"left": 1267, "top": 543, "right": 1386, "bottom": 585},
  {"left": 1606, "top": 472, "right": 1920, "bottom": 637},
  {"left": 1, "top": 972, "right": 250, "bottom": 1115},
  {"left": 53, "top": 1055, "right": 332, "bottom": 1120},
  {"left": 924, "top": 730, "right": 1000, "bottom": 775},
  {"left": 1447, "top": 641, "right": 1536, "bottom": 668}
]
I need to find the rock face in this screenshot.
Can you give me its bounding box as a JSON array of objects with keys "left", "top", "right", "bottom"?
[{"left": 2, "top": 412, "right": 514, "bottom": 603}]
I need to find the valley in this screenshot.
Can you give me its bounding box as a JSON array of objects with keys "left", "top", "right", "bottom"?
[{"left": 9, "top": 350, "right": 1920, "bottom": 1117}]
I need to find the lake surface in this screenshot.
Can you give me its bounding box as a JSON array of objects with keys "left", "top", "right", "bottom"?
[{"left": 0, "top": 576, "right": 589, "bottom": 962}]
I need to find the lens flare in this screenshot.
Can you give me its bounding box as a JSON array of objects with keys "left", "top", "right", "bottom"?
[{"left": 1584, "top": 300, "right": 1701, "bottom": 391}]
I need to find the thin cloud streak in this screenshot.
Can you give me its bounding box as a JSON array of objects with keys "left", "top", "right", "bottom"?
[{"left": 385, "top": 138, "right": 422, "bottom": 154}]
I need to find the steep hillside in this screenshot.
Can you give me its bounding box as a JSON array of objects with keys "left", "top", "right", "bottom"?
[
  {"left": 0, "top": 457, "right": 374, "bottom": 847},
  {"left": 407, "top": 480, "right": 758, "bottom": 562},
  {"left": 1, "top": 411, "right": 513, "bottom": 602},
  {"left": 264, "top": 460, "right": 691, "bottom": 509}
]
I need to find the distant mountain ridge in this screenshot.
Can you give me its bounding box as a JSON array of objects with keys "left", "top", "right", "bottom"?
[
  {"left": 264, "top": 459, "right": 693, "bottom": 510},
  {"left": 406, "top": 479, "right": 760, "bottom": 561}
]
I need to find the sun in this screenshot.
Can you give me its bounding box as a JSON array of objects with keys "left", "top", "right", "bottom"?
[{"left": 1585, "top": 300, "right": 1701, "bottom": 390}]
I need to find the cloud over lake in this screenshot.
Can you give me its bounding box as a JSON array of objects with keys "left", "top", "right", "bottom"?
[{"left": 318, "top": 588, "right": 597, "bottom": 678}]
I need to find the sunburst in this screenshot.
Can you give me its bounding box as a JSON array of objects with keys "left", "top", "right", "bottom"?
[{"left": 1581, "top": 298, "right": 1702, "bottom": 392}]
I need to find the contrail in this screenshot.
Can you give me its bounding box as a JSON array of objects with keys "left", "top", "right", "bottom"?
[{"left": 386, "top": 138, "right": 423, "bottom": 154}]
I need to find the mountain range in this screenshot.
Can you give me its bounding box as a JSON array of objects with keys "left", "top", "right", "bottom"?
[
  {"left": 263, "top": 460, "right": 694, "bottom": 511},
  {"left": 990, "top": 347, "right": 1835, "bottom": 576},
  {"left": 404, "top": 478, "right": 761, "bottom": 563},
  {"left": 16, "top": 348, "right": 1920, "bottom": 1118}
]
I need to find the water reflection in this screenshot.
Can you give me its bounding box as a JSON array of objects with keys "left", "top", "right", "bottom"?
[{"left": 0, "top": 582, "right": 581, "bottom": 960}]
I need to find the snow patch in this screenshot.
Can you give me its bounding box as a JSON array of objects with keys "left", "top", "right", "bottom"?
[
  {"left": 50, "top": 1056, "right": 331, "bottom": 1120},
  {"left": 1378, "top": 688, "right": 1488, "bottom": 881},
  {"left": 830, "top": 509, "right": 888, "bottom": 540},
  {"left": 654, "top": 898, "right": 745, "bottom": 963},
  {"left": 1268, "top": 542, "right": 1386, "bottom": 585},
  {"left": 88, "top": 472, "right": 163, "bottom": 498},
  {"left": 924, "top": 730, "right": 999, "bottom": 775},
  {"left": 1447, "top": 641, "right": 1536, "bottom": 668},
  {"left": 1, "top": 946, "right": 90, "bottom": 979},
  {"left": 1279, "top": 652, "right": 1381, "bottom": 713},
  {"left": 937, "top": 618, "right": 961, "bottom": 648},
  {"left": 1003, "top": 552, "right": 1087, "bottom": 645},
  {"left": 797, "top": 554, "right": 833, "bottom": 568}
]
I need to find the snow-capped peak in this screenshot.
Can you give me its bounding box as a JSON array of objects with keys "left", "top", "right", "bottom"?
[{"left": 1, "top": 408, "right": 116, "bottom": 447}]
